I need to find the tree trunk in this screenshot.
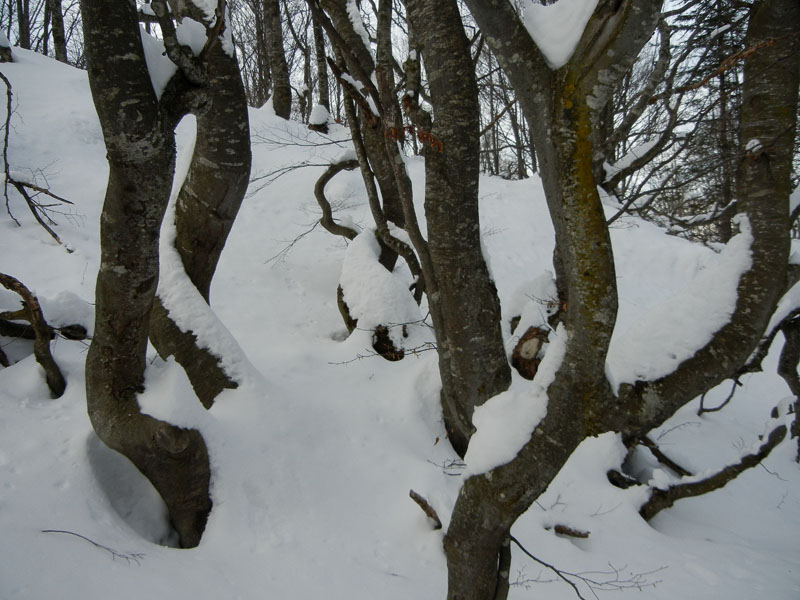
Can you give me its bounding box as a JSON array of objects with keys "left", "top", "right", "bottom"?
[
  {"left": 47, "top": 0, "right": 67, "bottom": 63},
  {"left": 615, "top": 0, "right": 798, "bottom": 435},
  {"left": 149, "top": 32, "right": 252, "bottom": 409},
  {"left": 446, "top": 0, "right": 798, "bottom": 596},
  {"left": 264, "top": 0, "right": 291, "bottom": 118},
  {"left": 81, "top": 0, "right": 211, "bottom": 548},
  {"left": 405, "top": 0, "right": 511, "bottom": 457},
  {"left": 312, "top": 13, "right": 329, "bottom": 110},
  {"left": 316, "top": 0, "right": 406, "bottom": 236},
  {"left": 15, "top": 0, "right": 29, "bottom": 49}
]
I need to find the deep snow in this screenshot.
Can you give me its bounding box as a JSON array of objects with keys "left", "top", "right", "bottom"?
[{"left": 0, "top": 50, "right": 798, "bottom": 600}]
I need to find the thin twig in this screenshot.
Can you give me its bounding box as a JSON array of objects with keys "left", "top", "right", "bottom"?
[{"left": 41, "top": 529, "right": 145, "bottom": 565}]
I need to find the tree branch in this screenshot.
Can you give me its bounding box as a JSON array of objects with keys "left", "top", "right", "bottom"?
[
  {"left": 0, "top": 272, "right": 66, "bottom": 397},
  {"left": 639, "top": 424, "right": 787, "bottom": 521},
  {"left": 314, "top": 158, "right": 360, "bottom": 239}
]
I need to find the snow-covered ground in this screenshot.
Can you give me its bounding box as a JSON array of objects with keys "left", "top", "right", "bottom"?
[{"left": 1, "top": 50, "right": 798, "bottom": 599}]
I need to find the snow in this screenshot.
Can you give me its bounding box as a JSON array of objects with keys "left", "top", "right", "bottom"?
[
  {"left": 607, "top": 215, "right": 753, "bottom": 388},
  {"left": 1, "top": 50, "right": 799, "bottom": 600},
  {"left": 175, "top": 18, "right": 208, "bottom": 56},
  {"left": 746, "top": 138, "right": 763, "bottom": 153},
  {"left": 190, "top": 0, "right": 217, "bottom": 22},
  {"left": 346, "top": 0, "right": 373, "bottom": 58},
  {"left": 709, "top": 24, "right": 731, "bottom": 39},
  {"left": 155, "top": 116, "right": 257, "bottom": 386},
  {"left": 765, "top": 278, "right": 800, "bottom": 334},
  {"left": 140, "top": 26, "right": 177, "bottom": 99},
  {"left": 309, "top": 103, "right": 331, "bottom": 126},
  {"left": 604, "top": 139, "right": 659, "bottom": 180},
  {"left": 338, "top": 228, "right": 424, "bottom": 350},
  {"left": 521, "top": 0, "right": 600, "bottom": 69},
  {"left": 464, "top": 324, "right": 568, "bottom": 477}
]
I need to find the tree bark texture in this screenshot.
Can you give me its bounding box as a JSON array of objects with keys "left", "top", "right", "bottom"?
[
  {"left": 15, "top": 0, "right": 30, "bottom": 49},
  {"left": 149, "top": 23, "right": 252, "bottom": 408},
  {"left": 47, "top": 0, "right": 67, "bottom": 63},
  {"left": 312, "top": 12, "right": 330, "bottom": 110},
  {"left": 143, "top": 0, "right": 251, "bottom": 405},
  {"left": 445, "top": 1, "right": 797, "bottom": 598},
  {"left": 264, "top": 0, "right": 291, "bottom": 118},
  {"left": 445, "top": 2, "right": 657, "bottom": 598},
  {"left": 81, "top": 0, "right": 211, "bottom": 548},
  {"left": 405, "top": 0, "right": 510, "bottom": 458}
]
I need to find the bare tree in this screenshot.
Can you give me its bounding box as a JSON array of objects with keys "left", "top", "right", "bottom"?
[
  {"left": 442, "top": 1, "right": 799, "bottom": 598},
  {"left": 82, "top": 0, "right": 252, "bottom": 548}
]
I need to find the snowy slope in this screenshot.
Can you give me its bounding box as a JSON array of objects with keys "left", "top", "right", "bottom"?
[{"left": 1, "top": 51, "right": 798, "bottom": 600}]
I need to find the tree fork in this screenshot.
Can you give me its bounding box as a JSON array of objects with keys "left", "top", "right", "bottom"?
[{"left": 82, "top": 0, "right": 212, "bottom": 547}]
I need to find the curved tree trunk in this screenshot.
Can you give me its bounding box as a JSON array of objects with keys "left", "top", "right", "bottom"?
[
  {"left": 81, "top": 0, "right": 211, "bottom": 548},
  {"left": 149, "top": 35, "right": 252, "bottom": 409},
  {"left": 615, "top": 0, "right": 799, "bottom": 435}
]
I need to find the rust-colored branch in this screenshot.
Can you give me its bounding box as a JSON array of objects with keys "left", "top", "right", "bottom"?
[{"left": 409, "top": 489, "right": 442, "bottom": 529}]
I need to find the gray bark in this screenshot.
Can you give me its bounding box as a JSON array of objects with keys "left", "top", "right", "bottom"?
[
  {"left": 47, "top": 0, "right": 67, "bottom": 63},
  {"left": 15, "top": 0, "right": 29, "bottom": 49},
  {"left": 445, "top": 1, "right": 798, "bottom": 597},
  {"left": 149, "top": 19, "right": 252, "bottom": 409},
  {"left": 312, "top": 13, "right": 330, "bottom": 110},
  {"left": 405, "top": 0, "right": 511, "bottom": 457},
  {"left": 315, "top": 0, "right": 406, "bottom": 233},
  {"left": 264, "top": 0, "right": 291, "bottom": 118},
  {"left": 81, "top": 0, "right": 211, "bottom": 548},
  {"left": 615, "top": 0, "right": 799, "bottom": 436}
]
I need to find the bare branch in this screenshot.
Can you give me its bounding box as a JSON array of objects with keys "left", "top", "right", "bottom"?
[
  {"left": 640, "top": 424, "right": 787, "bottom": 521},
  {"left": 41, "top": 529, "right": 145, "bottom": 565},
  {"left": 314, "top": 158, "right": 360, "bottom": 239},
  {"left": 0, "top": 70, "right": 72, "bottom": 244},
  {"left": 409, "top": 489, "right": 442, "bottom": 529},
  {"left": 0, "top": 272, "right": 66, "bottom": 397}
]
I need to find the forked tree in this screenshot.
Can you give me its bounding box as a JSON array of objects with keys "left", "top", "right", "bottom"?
[
  {"left": 442, "top": 1, "right": 799, "bottom": 598},
  {"left": 82, "top": 0, "right": 250, "bottom": 547}
]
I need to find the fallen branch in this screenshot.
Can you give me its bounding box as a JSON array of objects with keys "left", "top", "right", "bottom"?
[
  {"left": 409, "top": 489, "right": 442, "bottom": 529},
  {"left": 0, "top": 317, "right": 87, "bottom": 340},
  {"left": 0, "top": 272, "right": 66, "bottom": 397},
  {"left": 552, "top": 524, "right": 590, "bottom": 539},
  {"left": 638, "top": 435, "right": 693, "bottom": 477}
]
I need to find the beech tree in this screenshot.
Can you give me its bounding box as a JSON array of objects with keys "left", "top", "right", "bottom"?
[
  {"left": 442, "top": 1, "right": 799, "bottom": 598},
  {"left": 82, "top": 0, "right": 250, "bottom": 547}
]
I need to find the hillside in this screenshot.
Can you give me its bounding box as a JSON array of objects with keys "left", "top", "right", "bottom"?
[{"left": 0, "top": 50, "right": 798, "bottom": 599}]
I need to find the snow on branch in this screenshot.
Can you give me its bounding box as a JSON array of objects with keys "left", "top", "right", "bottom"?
[{"left": 638, "top": 423, "right": 787, "bottom": 521}]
